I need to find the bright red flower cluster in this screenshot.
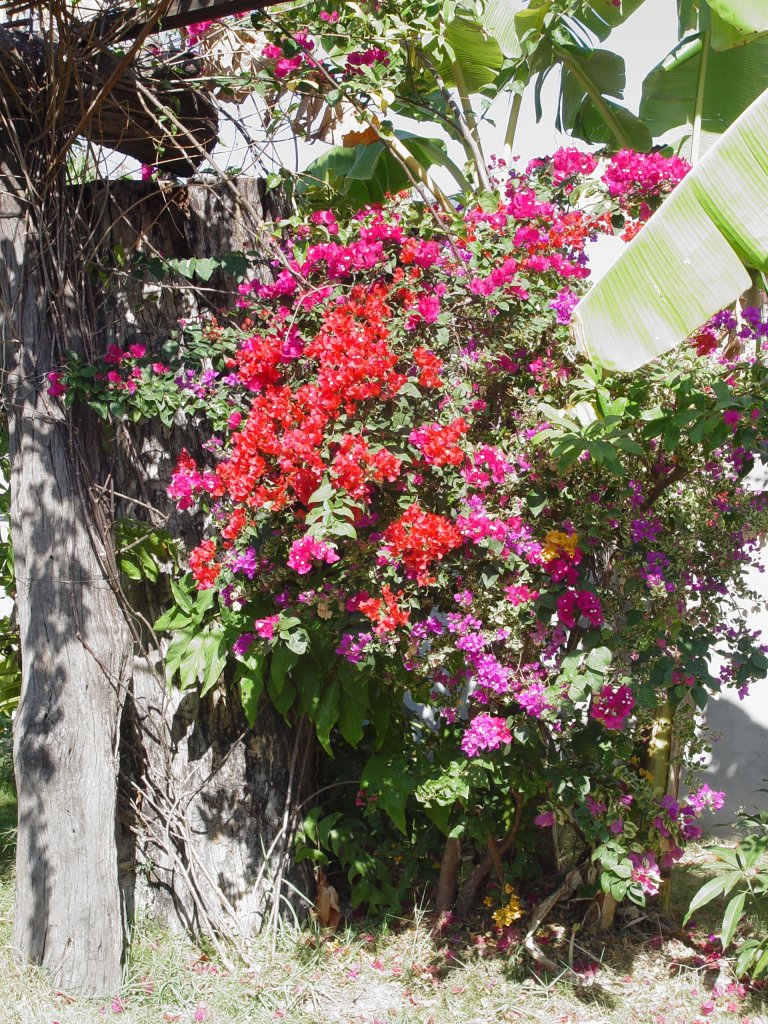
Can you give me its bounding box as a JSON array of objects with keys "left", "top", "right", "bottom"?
[
  {"left": 331, "top": 434, "right": 402, "bottom": 499},
  {"left": 359, "top": 584, "right": 410, "bottom": 634},
  {"left": 215, "top": 285, "right": 410, "bottom": 517},
  {"left": 382, "top": 504, "right": 464, "bottom": 584},
  {"left": 409, "top": 418, "right": 468, "bottom": 466},
  {"left": 189, "top": 539, "right": 221, "bottom": 589}
]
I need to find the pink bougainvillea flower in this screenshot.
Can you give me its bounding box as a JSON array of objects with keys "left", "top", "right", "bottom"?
[
  {"left": 461, "top": 713, "right": 512, "bottom": 757},
  {"left": 590, "top": 684, "right": 634, "bottom": 730},
  {"left": 46, "top": 371, "right": 67, "bottom": 397},
  {"left": 287, "top": 536, "right": 340, "bottom": 575},
  {"left": 253, "top": 615, "right": 280, "bottom": 641}
]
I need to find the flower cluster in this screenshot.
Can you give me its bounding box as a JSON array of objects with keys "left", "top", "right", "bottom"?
[
  {"left": 59, "top": 146, "right": 768, "bottom": 917},
  {"left": 590, "top": 684, "right": 635, "bottom": 731}
]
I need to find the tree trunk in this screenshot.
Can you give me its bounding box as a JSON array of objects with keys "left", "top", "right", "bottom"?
[
  {"left": 0, "top": 154, "right": 313, "bottom": 992},
  {"left": 0, "top": 154, "right": 134, "bottom": 992},
  {"left": 87, "top": 178, "right": 314, "bottom": 941}
]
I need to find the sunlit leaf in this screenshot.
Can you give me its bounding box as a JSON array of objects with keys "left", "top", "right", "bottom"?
[
  {"left": 640, "top": 31, "right": 768, "bottom": 156},
  {"left": 573, "top": 89, "right": 768, "bottom": 371}
]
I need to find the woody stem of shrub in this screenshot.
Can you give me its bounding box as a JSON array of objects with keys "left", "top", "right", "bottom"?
[
  {"left": 647, "top": 693, "right": 674, "bottom": 910},
  {"left": 434, "top": 836, "right": 462, "bottom": 917},
  {"left": 455, "top": 789, "right": 524, "bottom": 918},
  {"left": 416, "top": 47, "right": 491, "bottom": 192}
]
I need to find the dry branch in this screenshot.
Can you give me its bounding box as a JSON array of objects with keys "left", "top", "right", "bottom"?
[
  {"left": 3, "top": 0, "right": 289, "bottom": 41},
  {"left": 0, "top": 25, "right": 218, "bottom": 174}
]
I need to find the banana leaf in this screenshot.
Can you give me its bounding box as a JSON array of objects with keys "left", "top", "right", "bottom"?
[
  {"left": 298, "top": 131, "right": 466, "bottom": 208},
  {"left": 558, "top": 46, "right": 652, "bottom": 150},
  {"left": 434, "top": 14, "right": 506, "bottom": 93},
  {"left": 572, "top": 87, "right": 768, "bottom": 372},
  {"left": 707, "top": 0, "right": 768, "bottom": 35},
  {"left": 640, "top": 31, "right": 768, "bottom": 156},
  {"left": 577, "top": 0, "right": 647, "bottom": 41}
]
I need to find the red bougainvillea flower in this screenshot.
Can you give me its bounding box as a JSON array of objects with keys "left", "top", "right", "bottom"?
[
  {"left": 382, "top": 504, "right": 463, "bottom": 584},
  {"left": 189, "top": 539, "right": 220, "bottom": 590},
  {"left": 409, "top": 418, "right": 468, "bottom": 466}
]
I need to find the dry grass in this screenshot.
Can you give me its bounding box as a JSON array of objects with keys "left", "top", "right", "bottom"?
[{"left": 1, "top": 843, "right": 767, "bottom": 1024}]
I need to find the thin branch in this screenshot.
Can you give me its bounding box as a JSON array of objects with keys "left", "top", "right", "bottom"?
[{"left": 417, "top": 47, "right": 490, "bottom": 191}]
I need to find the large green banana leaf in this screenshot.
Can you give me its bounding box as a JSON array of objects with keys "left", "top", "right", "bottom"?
[
  {"left": 706, "top": 0, "right": 768, "bottom": 34},
  {"left": 298, "top": 131, "right": 468, "bottom": 208},
  {"left": 477, "top": 0, "right": 526, "bottom": 59},
  {"left": 434, "top": 14, "right": 506, "bottom": 92},
  {"left": 571, "top": 87, "right": 768, "bottom": 372},
  {"left": 558, "top": 46, "right": 652, "bottom": 150},
  {"left": 577, "top": 0, "right": 647, "bottom": 40},
  {"left": 640, "top": 30, "right": 768, "bottom": 156}
]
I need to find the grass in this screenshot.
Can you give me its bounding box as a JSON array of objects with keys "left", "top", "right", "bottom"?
[
  {"left": 0, "top": 758, "right": 765, "bottom": 1024},
  {"left": 1, "top": 850, "right": 766, "bottom": 1024}
]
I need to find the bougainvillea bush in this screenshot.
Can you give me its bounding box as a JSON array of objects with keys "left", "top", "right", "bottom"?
[{"left": 62, "top": 150, "right": 768, "bottom": 920}]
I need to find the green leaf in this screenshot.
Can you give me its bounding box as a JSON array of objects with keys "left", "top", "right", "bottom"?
[
  {"left": 221, "top": 251, "right": 249, "bottom": 279},
  {"left": 315, "top": 679, "right": 341, "bottom": 755},
  {"left": 193, "top": 258, "right": 219, "bottom": 282},
  {"left": 684, "top": 873, "right": 735, "bottom": 922},
  {"left": 707, "top": 0, "right": 768, "bottom": 36},
  {"left": 721, "top": 889, "right": 747, "bottom": 949},
  {"left": 299, "top": 130, "right": 460, "bottom": 209},
  {"left": 239, "top": 668, "right": 264, "bottom": 727},
  {"left": 200, "top": 630, "right": 228, "bottom": 697},
  {"left": 346, "top": 141, "right": 387, "bottom": 181},
  {"left": 284, "top": 628, "right": 310, "bottom": 656},
  {"left": 338, "top": 671, "right": 369, "bottom": 747},
  {"left": 434, "top": 15, "right": 505, "bottom": 94},
  {"left": 640, "top": 32, "right": 768, "bottom": 158},
  {"left": 169, "top": 575, "right": 195, "bottom": 615},
  {"left": 307, "top": 482, "right": 335, "bottom": 504},
  {"left": 612, "top": 436, "right": 645, "bottom": 455},
  {"left": 578, "top": 0, "right": 647, "bottom": 41},
  {"left": 711, "top": 844, "right": 742, "bottom": 868},
  {"left": 268, "top": 645, "right": 298, "bottom": 718},
  {"left": 294, "top": 657, "right": 323, "bottom": 719},
  {"left": 559, "top": 46, "right": 624, "bottom": 123},
  {"left": 362, "top": 754, "right": 415, "bottom": 834},
  {"left": 118, "top": 555, "right": 142, "bottom": 580},
  {"left": 397, "top": 132, "right": 472, "bottom": 193},
  {"left": 557, "top": 45, "right": 651, "bottom": 150},
  {"left": 752, "top": 943, "right": 768, "bottom": 977},
  {"left": 478, "top": 0, "right": 525, "bottom": 58},
  {"left": 526, "top": 488, "right": 547, "bottom": 516},
  {"left": 424, "top": 800, "right": 453, "bottom": 835},
  {"left": 575, "top": 97, "right": 653, "bottom": 149},
  {"left": 586, "top": 646, "right": 613, "bottom": 672},
  {"left": 735, "top": 939, "right": 761, "bottom": 977},
  {"left": 165, "top": 627, "right": 194, "bottom": 686}
]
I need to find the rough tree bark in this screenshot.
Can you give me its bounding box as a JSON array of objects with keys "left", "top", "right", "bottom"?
[
  {"left": 0, "top": 151, "right": 134, "bottom": 993},
  {"left": 0, "top": 161, "right": 314, "bottom": 992},
  {"left": 90, "top": 179, "right": 315, "bottom": 944}
]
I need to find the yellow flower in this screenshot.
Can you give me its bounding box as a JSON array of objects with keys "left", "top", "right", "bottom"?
[
  {"left": 541, "top": 530, "right": 579, "bottom": 562},
  {"left": 492, "top": 888, "right": 523, "bottom": 928}
]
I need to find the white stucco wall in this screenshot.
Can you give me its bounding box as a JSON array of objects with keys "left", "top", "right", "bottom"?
[{"left": 698, "top": 551, "right": 768, "bottom": 831}]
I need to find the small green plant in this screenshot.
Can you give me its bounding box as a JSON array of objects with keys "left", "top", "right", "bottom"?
[{"left": 685, "top": 810, "right": 768, "bottom": 979}]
